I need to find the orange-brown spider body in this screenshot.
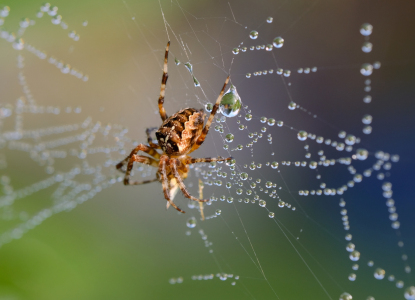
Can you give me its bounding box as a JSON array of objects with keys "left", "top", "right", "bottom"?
[
  {"left": 116, "top": 41, "right": 231, "bottom": 213},
  {"left": 156, "top": 108, "right": 205, "bottom": 157}
]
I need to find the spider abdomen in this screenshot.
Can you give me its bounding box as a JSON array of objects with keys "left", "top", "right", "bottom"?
[{"left": 156, "top": 108, "right": 205, "bottom": 155}]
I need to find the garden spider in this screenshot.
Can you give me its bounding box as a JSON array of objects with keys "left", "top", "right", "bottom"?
[{"left": 116, "top": 41, "right": 232, "bottom": 214}]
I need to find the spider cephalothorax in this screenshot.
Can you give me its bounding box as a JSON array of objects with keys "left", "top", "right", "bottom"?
[{"left": 116, "top": 41, "right": 231, "bottom": 214}]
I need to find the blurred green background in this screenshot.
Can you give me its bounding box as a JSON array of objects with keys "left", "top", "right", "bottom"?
[{"left": 0, "top": 0, "right": 414, "bottom": 299}]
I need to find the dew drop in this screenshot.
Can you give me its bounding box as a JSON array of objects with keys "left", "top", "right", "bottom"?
[
  {"left": 404, "top": 286, "right": 415, "bottom": 300},
  {"left": 205, "top": 102, "right": 213, "bottom": 112},
  {"left": 356, "top": 149, "right": 368, "bottom": 160},
  {"left": 297, "top": 131, "right": 307, "bottom": 141},
  {"left": 266, "top": 16, "right": 273, "bottom": 23},
  {"left": 362, "top": 42, "right": 373, "bottom": 53},
  {"left": 340, "top": 292, "right": 353, "bottom": 300},
  {"left": 184, "top": 62, "right": 193, "bottom": 73},
  {"left": 259, "top": 200, "right": 266, "bottom": 207},
  {"left": 267, "top": 118, "right": 275, "bottom": 126},
  {"left": 363, "top": 126, "right": 372, "bottom": 134},
  {"left": 193, "top": 76, "right": 200, "bottom": 87},
  {"left": 360, "top": 63, "right": 373, "bottom": 76},
  {"left": 350, "top": 250, "right": 360, "bottom": 261},
  {"left": 288, "top": 101, "right": 296, "bottom": 110},
  {"left": 245, "top": 113, "right": 252, "bottom": 121},
  {"left": 374, "top": 268, "right": 385, "bottom": 280},
  {"left": 186, "top": 217, "right": 196, "bottom": 228},
  {"left": 265, "top": 44, "right": 273, "bottom": 51},
  {"left": 220, "top": 85, "right": 242, "bottom": 118},
  {"left": 225, "top": 133, "right": 234, "bottom": 143},
  {"left": 215, "top": 209, "right": 222, "bottom": 216},
  {"left": 13, "top": 38, "right": 24, "bottom": 50},
  {"left": 348, "top": 273, "right": 356, "bottom": 281},
  {"left": 268, "top": 212, "right": 275, "bottom": 218},
  {"left": 360, "top": 23, "right": 373, "bottom": 36},
  {"left": 246, "top": 73, "right": 251, "bottom": 78},
  {"left": 249, "top": 30, "right": 258, "bottom": 39},
  {"left": 362, "top": 114, "right": 372, "bottom": 124},
  {"left": 363, "top": 95, "right": 372, "bottom": 103},
  {"left": 240, "top": 172, "right": 248, "bottom": 180},
  {"left": 271, "top": 161, "right": 279, "bottom": 169},
  {"left": 232, "top": 48, "right": 240, "bottom": 55},
  {"left": 175, "top": 58, "right": 181, "bottom": 65},
  {"left": 273, "top": 36, "right": 284, "bottom": 48}
]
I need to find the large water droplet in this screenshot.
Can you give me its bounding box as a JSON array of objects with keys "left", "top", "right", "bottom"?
[
  {"left": 249, "top": 30, "right": 258, "bottom": 39},
  {"left": 220, "top": 85, "right": 242, "bottom": 118},
  {"left": 273, "top": 36, "right": 284, "bottom": 48},
  {"left": 225, "top": 133, "right": 234, "bottom": 143}
]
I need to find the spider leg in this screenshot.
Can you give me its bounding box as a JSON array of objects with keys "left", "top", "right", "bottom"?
[
  {"left": 159, "top": 156, "right": 185, "bottom": 213},
  {"left": 198, "top": 179, "right": 205, "bottom": 221},
  {"left": 158, "top": 41, "right": 170, "bottom": 122},
  {"left": 170, "top": 158, "right": 209, "bottom": 203},
  {"left": 116, "top": 144, "right": 159, "bottom": 172},
  {"left": 122, "top": 154, "right": 158, "bottom": 185},
  {"left": 146, "top": 127, "right": 160, "bottom": 149},
  {"left": 191, "top": 75, "right": 230, "bottom": 152},
  {"left": 188, "top": 156, "right": 232, "bottom": 164}
]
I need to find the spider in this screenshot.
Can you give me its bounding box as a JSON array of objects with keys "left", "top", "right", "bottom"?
[{"left": 116, "top": 41, "right": 232, "bottom": 214}]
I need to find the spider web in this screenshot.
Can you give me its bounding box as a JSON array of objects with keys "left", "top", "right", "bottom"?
[{"left": 0, "top": 1, "right": 414, "bottom": 299}]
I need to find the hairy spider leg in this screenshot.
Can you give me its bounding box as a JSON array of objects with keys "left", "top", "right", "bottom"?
[
  {"left": 116, "top": 144, "right": 159, "bottom": 174},
  {"left": 146, "top": 127, "right": 160, "bottom": 149},
  {"left": 190, "top": 75, "right": 230, "bottom": 152},
  {"left": 159, "top": 155, "right": 184, "bottom": 213},
  {"left": 188, "top": 156, "right": 232, "bottom": 164},
  {"left": 170, "top": 158, "right": 209, "bottom": 203},
  {"left": 122, "top": 155, "right": 159, "bottom": 185},
  {"left": 158, "top": 41, "right": 170, "bottom": 122}
]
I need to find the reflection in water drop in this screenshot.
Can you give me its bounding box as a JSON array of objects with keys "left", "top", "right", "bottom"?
[
  {"left": 273, "top": 36, "right": 284, "bottom": 48},
  {"left": 205, "top": 102, "right": 213, "bottom": 112},
  {"left": 184, "top": 62, "right": 193, "bottom": 73},
  {"left": 249, "top": 30, "right": 258, "bottom": 39},
  {"left": 340, "top": 292, "right": 353, "bottom": 300},
  {"left": 220, "top": 85, "right": 242, "bottom": 118},
  {"left": 297, "top": 131, "right": 307, "bottom": 141},
  {"left": 360, "top": 63, "right": 373, "bottom": 76},
  {"left": 360, "top": 23, "right": 373, "bottom": 36},
  {"left": 186, "top": 217, "right": 196, "bottom": 228},
  {"left": 362, "top": 42, "right": 373, "bottom": 53}
]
